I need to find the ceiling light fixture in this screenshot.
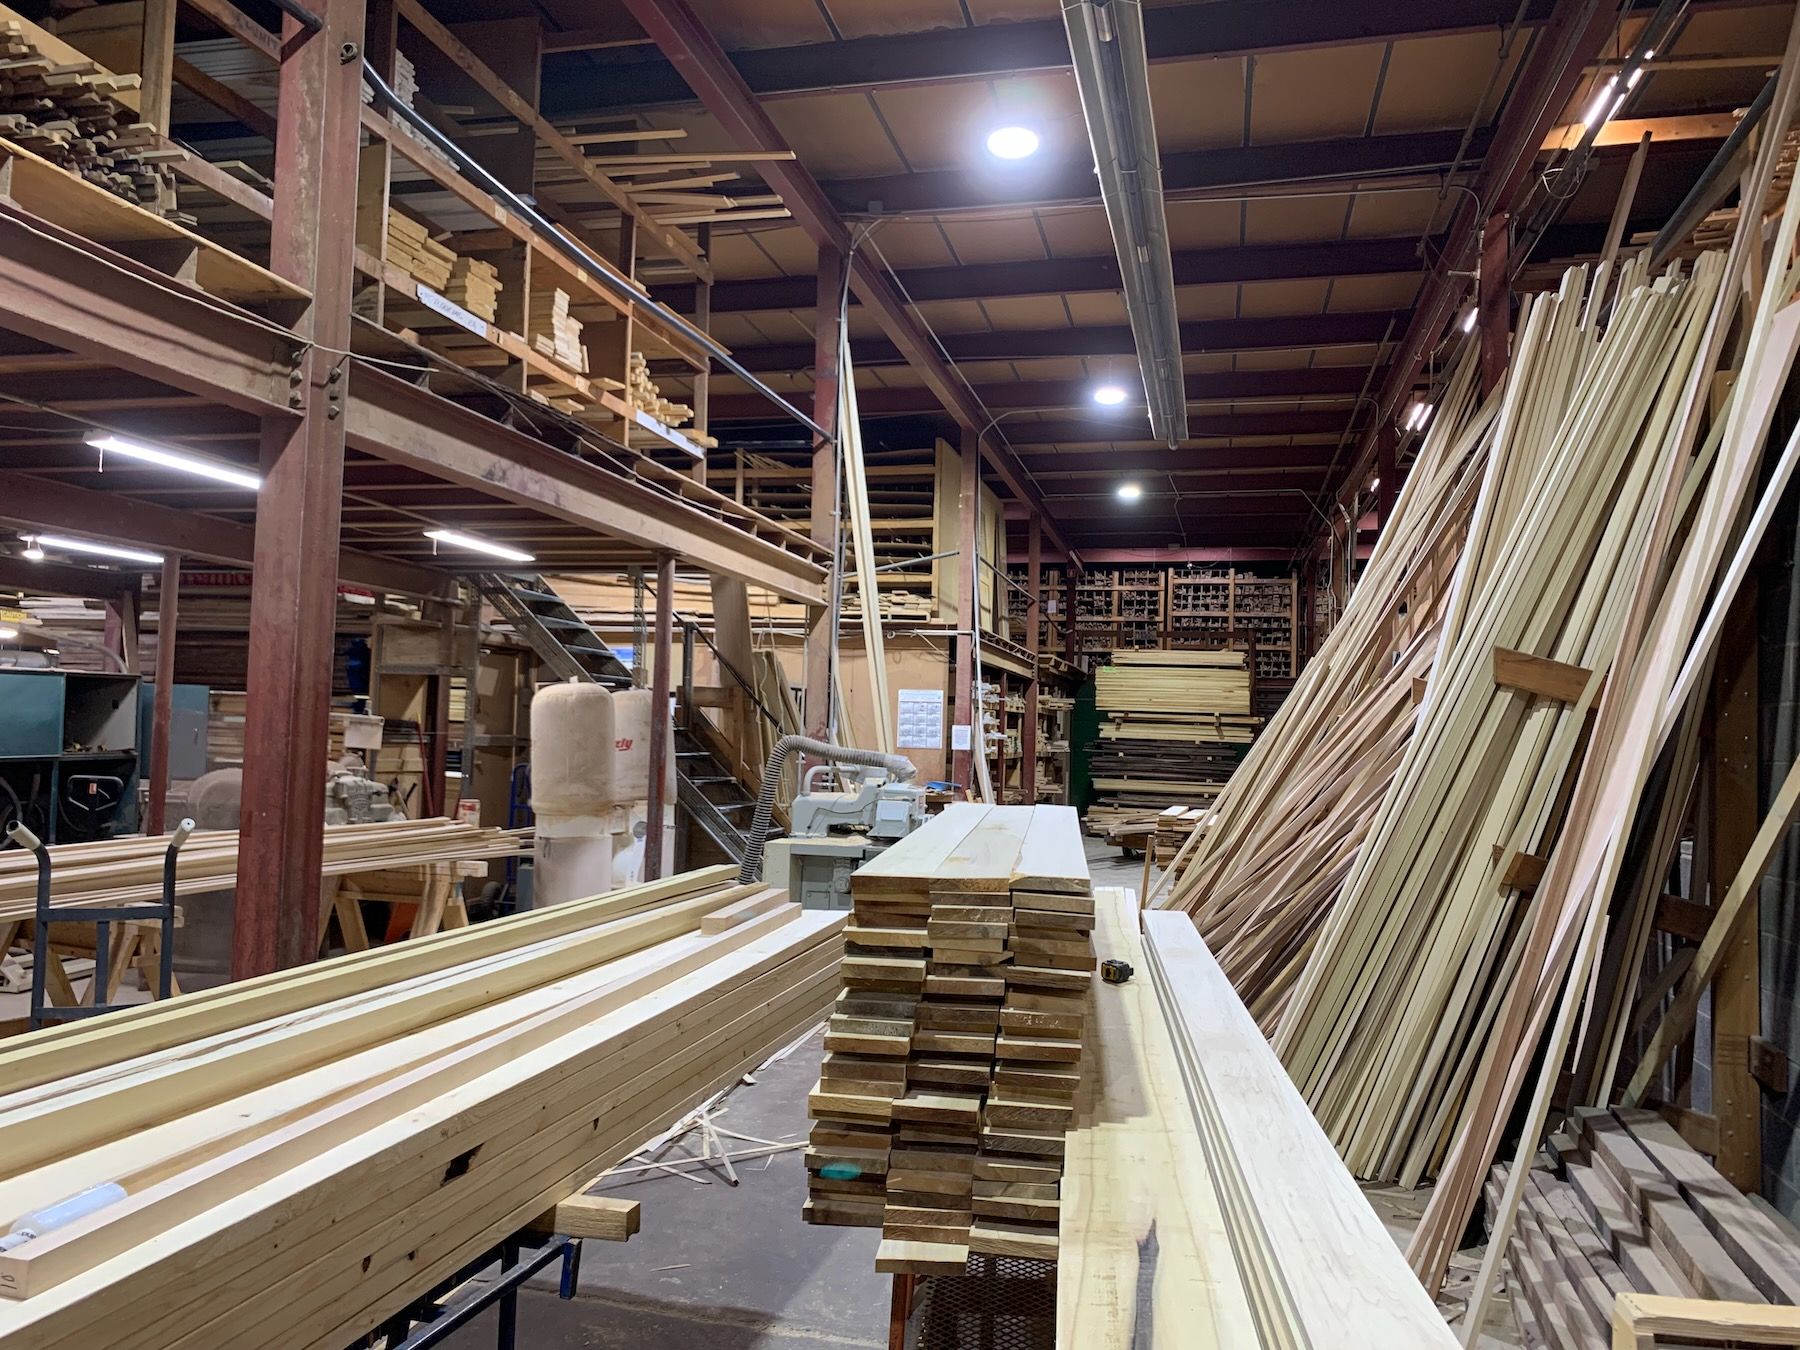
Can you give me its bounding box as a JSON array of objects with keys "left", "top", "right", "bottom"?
[
  {"left": 85, "top": 432, "right": 262, "bottom": 492},
  {"left": 1461, "top": 306, "right": 1478, "bottom": 334},
  {"left": 21, "top": 537, "right": 43, "bottom": 562},
  {"left": 1404, "top": 401, "right": 1434, "bottom": 433},
  {"left": 424, "top": 528, "right": 536, "bottom": 564},
  {"left": 0, "top": 628, "right": 16, "bottom": 642},
  {"left": 30, "top": 533, "right": 164, "bottom": 565},
  {"left": 1117, "top": 482, "right": 1143, "bottom": 501},
  {"left": 985, "top": 126, "right": 1040, "bottom": 160},
  {"left": 1092, "top": 384, "right": 1129, "bottom": 407}
]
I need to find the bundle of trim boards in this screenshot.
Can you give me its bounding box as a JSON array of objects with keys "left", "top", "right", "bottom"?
[
  {"left": 0, "top": 866, "right": 841, "bottom": 1348},
  {"left": 1154, "top": 10, "right": 1800, "bottom": 1332}
]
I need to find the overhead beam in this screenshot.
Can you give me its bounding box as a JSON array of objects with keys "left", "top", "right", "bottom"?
[
  {"left": 647, "top": 238, "right": 1429, "bottom": 314},
  {"left": 1329, "top": 0, "right": 1621, "bottom": 506},
  {"left": 820, "top": 130, "right": 1489, "bottom": 215},
  {"left": 689, "top": 312, "right": 1404, "bottom": 375},
  {"left": 1004, "top": 412, "right": 1348, "bottom": 445},
  {"left": 618, "top": 0, "right": 1078, "bottom": 561},
  {"left": 0, "top": 553, "right": 143, "bottom": 599},
  {"left": 0, "top": 470, "right": 447, "bottom": 596},
  {"left": 345, "top": 365, "right": 827, "bottom": 604},
  {"left": 0, "top": 204, "right": 296, "bottom": 417},
  {"left": 709, "top": 367, "right": 1375, "bottom": 421},
  {"left": 1018, "top": 444, "right": 1343, "bottom": 475},
  {"left": 543, "top": 0, "right": 1560, "bottom": 112}
]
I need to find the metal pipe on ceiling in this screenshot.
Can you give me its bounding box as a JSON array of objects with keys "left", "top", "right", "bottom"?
[{"left": 1060, "top": 0, "right": 1189, "bottom": 449}]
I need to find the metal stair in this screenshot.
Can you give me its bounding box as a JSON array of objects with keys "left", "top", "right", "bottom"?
[
  {"left": 475, "top": 573, "right": 633, "bottom": 686},
  {"left": 475, "top": 572, "right": 751, "bottom": 863}
]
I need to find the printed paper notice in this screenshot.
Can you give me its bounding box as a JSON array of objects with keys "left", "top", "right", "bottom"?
[
  {"left": 951, "top": 723, "right": 972, "bottom": 752},
  {"left": 896, "top": 688, "right": 945, "bottom": 749}
]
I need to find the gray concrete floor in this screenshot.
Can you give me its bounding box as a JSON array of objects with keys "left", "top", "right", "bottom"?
[{"left": 432, "top": 837, "right": 1517, "bottom": 1350}]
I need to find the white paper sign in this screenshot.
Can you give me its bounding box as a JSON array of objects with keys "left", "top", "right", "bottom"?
[
  {"left": 951, "top": 723, "right": 973, "bottom": 752},
  {"left": 415, "top": 285, "right": 486, "bottom": 336},
  {"left": 896, "top": 688, "right": 945, "bottom": 749}
]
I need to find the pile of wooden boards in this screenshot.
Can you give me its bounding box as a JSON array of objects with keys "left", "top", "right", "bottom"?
[
  {"left": 1056, "top": 889, "right": 1457, "bottom": 1347},
  {"left": 0, "top": 818, "right": 525, "bottom": 918},
  {"left": 1087, "top": 650, "right": 1257, "bottom": 820},
  {"left": 0, "top": 14, "right": 178, "bottom": 218},
  {"left": 803, "top": 804, "right": 1093, "bottom": 1274},
  {"left": 530, "top": 288, "right": 587, "bottom": 373},
  {"left": 0, "top": 865, "right": 840, "bottom": 1347},
  {"left": 1489, "top": 1108, "right": 1800, "bottom": 1350},
  {"left": 444, "top": 256, "right": 501, "bottom": 322},
  {"left": 1156, "top": 349, "right": 1492, "bottom": 1023},
  {"left": 627, "top": 350, "right": 694, "bottom": 427},
  {"left": 1270, "top": 252, "right": 1732, "bottom": 1188},
  {"left": 385, "top": 208, "right": 458, "bottom": 292}
]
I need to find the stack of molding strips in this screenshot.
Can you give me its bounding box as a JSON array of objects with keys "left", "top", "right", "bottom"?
[
  {"left": 1055, "top": 890, "right": 1458, "bottom": 1347},
  {"left": 1154, "top": 350, "right": 1493, "bottom": 1027},
  {"left": 1489, "top": 1108, "right": 1800, "bottom": 1350},
  {"left": 0, "top": 865, "right": 841, "bottom": 1349},
  {"left": 0, "top": 818, "right": 527, "bottom": 918},
  {"left": 1271, "top": 255, "right": 1730, "bottom": 1185},
  {"left": 802, "top": 804, "right": 1093, "bottom": 1275}
]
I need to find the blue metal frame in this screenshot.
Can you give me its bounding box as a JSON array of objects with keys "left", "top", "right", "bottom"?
[{"left": 371, "top": 1232, "right": 583, "bottom": 1350}]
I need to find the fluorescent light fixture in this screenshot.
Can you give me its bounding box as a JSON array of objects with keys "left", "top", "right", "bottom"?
[
  {"left": 1461, "top": 306, "right": 1478, "bottom": 334},
  {"left": 1582, "top": 76, "right": 1619, "bottom": 130},
  {"left": 31, "top": 533, "right": 163, "bottom": 565},
  {"left": 1370, "top": 478, "right": 1381, "bottom": 491},
  {"left": 1092, "top": 384, "right": 1129, "bottom": 406},
  {"left": 424, "top": 528, "right": 535, "bottom": 563},
  {"left": 0, "top": 628, "right": 15, "bottom": 641},
  {"left": 1117, "top": 482, "right": 1143, "bottom": 501},
  {"left": 85, "top": 432, "right": 261, "bottom": 492},
  {"left": 21, "top": 538, "right": 43, "bottom": 562},
  {"left": 986, "top": 126, "right": 1040, "bottom": 160},
  {"left": 1404, "top": 401, "right": 1435, "bottom": 433}
]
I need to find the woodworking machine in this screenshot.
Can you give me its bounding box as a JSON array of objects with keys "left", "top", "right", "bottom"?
[{"left": 765, "top": 763, "right": 926, "bottom": 911}]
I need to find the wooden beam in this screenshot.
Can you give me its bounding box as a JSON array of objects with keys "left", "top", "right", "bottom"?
[
  {"left": 140, "top": 0, "right": 178, "bottom": 134},
  {"left": 527, "top": 1193, "right": 641, "bottom": 1240},
  {"left": 1492, "top": 646, "right": 1602, "bottom": 703},
  {"left": 803, "top": 244, "right": 843, "bottom": 745}
]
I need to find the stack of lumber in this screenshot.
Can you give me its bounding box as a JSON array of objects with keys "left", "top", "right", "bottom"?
[
  {"left": 0, "top": 14, "right": 177, "bottom": 217},
  {"left": 1416, "top": 38, "right": 1800, "bottom": 1327},
  {"left": 1487, "top": 1108, "right": 1800, "bottom": 1350},
  {"left": 1155, "top": 350, "right": 1493, "bottom": 1022},
  {"left": 0, "top": 818, "right": 525, "bottom": 918},
  {"left": 530, "top": 288, "right": 587, "bottom": 373},
  {"left": 1270, "top": 253, "right": 1731, "bottom": 1189},
  {"left": 1087, "top": 650, "right": 1257, "bottom": 818},
  {"left": 1152, "top": 806, "right": 1204, "bottom": 871},
  {"left": 443, "top": 256, "right": 501, "bottom": 323},
  {"left": 0, "top": 865, "right": 842, "bottom": 1347},
  {"left": 1056, "top": 889, "right": 1458, "bottom": 1347},
  {"left": 803, "top": 804, "right": 1094, "bottom": 1274},
  {"left": 626, "top": 350, "right": 693, "bottom": 427},
  {"left": 385, "top": 208, "right": 457, "bottom": 291}
]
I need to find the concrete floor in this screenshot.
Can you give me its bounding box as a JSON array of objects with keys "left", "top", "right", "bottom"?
[{"left": 433, "top": 838, "right": 1517, "bottom": 1350}]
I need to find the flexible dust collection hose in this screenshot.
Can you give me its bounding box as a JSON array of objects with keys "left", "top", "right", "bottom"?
[{"left": 738, "top": 735, "right": 917, "bottom": 884}]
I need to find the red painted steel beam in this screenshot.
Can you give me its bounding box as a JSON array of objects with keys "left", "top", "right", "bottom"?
[
  {"left": 822, "top": 130, "right": 1489, "bottom": 216},
  {"left": 544, "top": 0, "right": 1560, "bottom": 112},
  {"left": 1009, "top": 545, "right": 1298, "bottom": 564},
  {"left": 146, "top": 555, "right": 180, "bottom": 835},
  {"left": 344, "top": 366, "right": 828, "bottom": 604},
  {"left": 709, "top": 367, "right": 1376, "bottom": 421},
  {"left": 1018, "top": 445, "right": 1341, "bottom": 475},
  {"left": 0, "top": 469, "right": 444, "bottom": 595},
  {"left": 617, "top": 0, "right": 1079, "bottom": 564},
  {"left": 1329, "top": 0, "right": 1621, "bottom": 505},
  {"left": 1003, "top": 412, "right": 1347, "bottom": 446},
  {"left": 692, "top": 311, "right": 1406, "bottom": 375},
  {"left": 645, "top": 239, "right": 1429, "bottom": 314},
  {"left": 0, "top": 204, "right": 295, "bottom": 417},
  {"left": 237, "top": 0, "right": 368, "bottom": 980},
  {"left": 645, "top": 551, "right": 675, "bottom": 879}
]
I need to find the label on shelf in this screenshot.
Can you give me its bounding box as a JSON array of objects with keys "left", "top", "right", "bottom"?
[{"left": 415, "top": 285, "right": 486, "bottom": 337}]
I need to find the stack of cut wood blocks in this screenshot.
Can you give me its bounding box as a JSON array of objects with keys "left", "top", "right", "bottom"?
[
  {"left": 0, "top": 18, "right": 180, "bottom": 218},
  {"left": 386, "top": 208, "right": 457, "bottom": 292},
  {"left": 444, "top": 256, "right": 501, "bottom": 322},
  {"left": 627, "top": 350, "right": 690, "bottom": 425},
  {"left": 531, "top": 288, "right": 587, "bottom": 373},
  {"left": 1488, "top": 1107, "right": 1800, "bottom": 1350},
  {"left": 1087, "top": 649, "right": 1258, "bottom": 818},
  {"left": 803, "top": 803, "right": 1093, "bottom": 1275}
]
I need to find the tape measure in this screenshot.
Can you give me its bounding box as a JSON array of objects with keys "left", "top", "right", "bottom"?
[{"left": 1100, "top": 959, "right": 1134, "bottom": 985}]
